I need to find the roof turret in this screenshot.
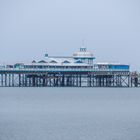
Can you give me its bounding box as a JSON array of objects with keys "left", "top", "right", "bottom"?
[{"left": 73, "top": 47, "right": 94, "bottom": 58}]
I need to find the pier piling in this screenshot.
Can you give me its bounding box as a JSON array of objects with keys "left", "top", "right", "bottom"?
[{"left": 0, "top": 70, "right": 139, "bottom": 87}]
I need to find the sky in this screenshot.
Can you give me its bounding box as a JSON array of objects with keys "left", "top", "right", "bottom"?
[{"left": 0, "top": 0, "right": 140, "bottom": 70}]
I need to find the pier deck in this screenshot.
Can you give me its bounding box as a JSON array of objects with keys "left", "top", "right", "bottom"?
[{"left": 0, "top": 68, "right": 139, "bottom": 87}]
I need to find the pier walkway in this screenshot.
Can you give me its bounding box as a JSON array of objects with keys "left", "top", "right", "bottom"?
[{"left": 0, "top": 68, "right": 139, "bottom": 87}]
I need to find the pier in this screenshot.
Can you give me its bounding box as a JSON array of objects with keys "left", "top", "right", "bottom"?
[
  {"left": 0, "top": 68, "right": 139, "bottom": 87},
  {"left": 0, "top": 47, "right": 139, "bottom": 87}
]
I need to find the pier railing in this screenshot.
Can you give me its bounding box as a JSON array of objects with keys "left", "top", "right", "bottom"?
[{"left": 0, "top": 67, "right": 130, "bottom": 73}]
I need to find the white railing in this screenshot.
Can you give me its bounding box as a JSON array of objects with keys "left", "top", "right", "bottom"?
[{"left": 0, "top": 67, "right": 130, "bottom": 72}]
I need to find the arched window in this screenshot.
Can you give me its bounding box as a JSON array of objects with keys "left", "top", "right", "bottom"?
[
  {"left": 50, "top": 60, "right": 57, "bottom": 63},
  {"left": 63, "top": 60, "right": 71, "bottom": 63},
  {"left": 32, "top": 60, "right": 36, "bottom": 63},
  {"left": 38, "top": 60, "right": 47, "bottom": 63},
  {"left": 75, "top": 60, "right": 83, "bottom": 63}
]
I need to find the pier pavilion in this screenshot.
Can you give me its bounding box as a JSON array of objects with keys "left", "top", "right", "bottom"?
[{"left": 0, "top": 47, "right": 139, "bottom": 87}]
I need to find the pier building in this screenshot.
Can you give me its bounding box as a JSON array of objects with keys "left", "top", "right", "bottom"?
[{"left": 0, "top": 47, "right": 139, "bottom": 87}]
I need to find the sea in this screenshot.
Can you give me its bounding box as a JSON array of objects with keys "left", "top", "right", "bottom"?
[{"left": 0, "top": 88, "right": 140, "bottom": 140}]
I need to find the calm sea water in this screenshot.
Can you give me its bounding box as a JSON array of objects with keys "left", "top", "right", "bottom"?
[{"left": 0, "top": 88, "right": 140, "bottom": 140}]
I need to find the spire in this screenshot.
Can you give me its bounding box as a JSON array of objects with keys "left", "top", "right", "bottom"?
[
  {"left": 80, "top": 39, "right": 87, "bottom": 52},
  {"left": 82, "top": 39, "right": 85, "bottom": 47}
]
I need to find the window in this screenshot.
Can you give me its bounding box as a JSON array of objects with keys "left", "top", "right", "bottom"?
[
  {"left": 63, "top": 60, "right": 71, "bottom": 63},
  {"left": 38, "top": 60, "right": 47, "bottom": 63},
  {"left": 50, "top": 60, "right": 57, "bottom": 63}
]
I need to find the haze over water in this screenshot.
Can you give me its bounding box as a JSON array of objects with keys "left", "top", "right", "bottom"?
[{"left": 0, "top": 88, "right": 140, "bottom": 140}]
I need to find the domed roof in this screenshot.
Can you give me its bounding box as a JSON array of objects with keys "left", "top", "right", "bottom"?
[{"left": 73, "top": 47, "right": 94, "bottom": 58}]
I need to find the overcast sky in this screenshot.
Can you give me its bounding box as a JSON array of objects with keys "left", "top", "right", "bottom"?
[{"left": 0, "top": 0, "right": 140, "bottom": 70}]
